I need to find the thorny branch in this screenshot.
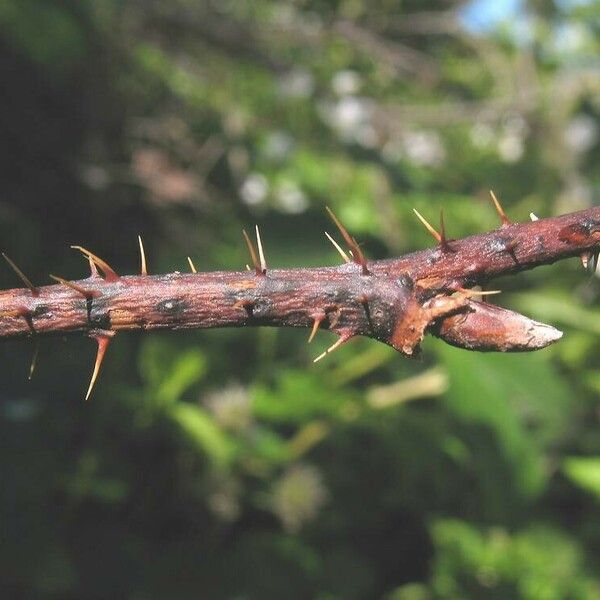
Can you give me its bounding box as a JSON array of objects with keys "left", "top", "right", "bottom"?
[{"left": 1, "top": 196, "right": 600, "bottom": 398}]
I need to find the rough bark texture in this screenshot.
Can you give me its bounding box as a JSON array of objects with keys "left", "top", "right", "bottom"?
[{"left": 1, "top": 206, "right": 599, "bottom": 359}]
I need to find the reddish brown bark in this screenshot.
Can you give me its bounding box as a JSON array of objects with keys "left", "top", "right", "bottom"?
[{"left": 1, "top": 206, "right": 599, "bottom": 359}]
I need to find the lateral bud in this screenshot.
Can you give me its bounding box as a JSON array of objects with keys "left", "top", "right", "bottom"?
[{"left": 433, "top": 301, "right": 562, "bottom": 352}]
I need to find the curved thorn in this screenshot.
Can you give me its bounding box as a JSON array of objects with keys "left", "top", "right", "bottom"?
[
  {"left": 489, "top": 190, "right": 511, "bottom": 226},
  {"left": 85, "top": 330, "right": 115, "bottom": 401},
  {"left": 187, "top": 256, "right": 197, "bottom": 273},
  {"left": 49, "top": 275, "right": 98, "bottom": 298},
  {"left": 138, "top": 235, "right": 148, "bottom": 276},
  {"left": 308, "top": 313, "right": 325, "bottom": 343},
  {"left": 313, "top": 332, "right": 352, "bottom": 363},
  {"left": 413, "top": 209, "right": 442, "bottom": 243},
  {"left": 255, "top": 225, "right": 267, "bottom": 274},
  {"left": 71, "top": 246, "right": 119, "bottom": 282},
  {"left": 325, "top": 206, "right": 368, "bottom": 273},
  {"left": 457, "top": 287, "right": 501, "bottom": 297},
  {"left": 88, "top": 255, "right": 100, "bottom": 278},
  {"left": 325, "top": 232, "right": 350, "bottom": 263},
  {"left": 28, "top": 340, "right": 40, "bottom": 380},
  {"left": 530, "top": 212, "right": 539, "bottom": 222},
  {"left": 2, "top": 252, "right": 38, "bottom": 295},
  {"left": 439, "top": 209, "right": 451, "bottom": 250},
  {"left": 242, "top": 229, "right": 261, "bottom": 275}
]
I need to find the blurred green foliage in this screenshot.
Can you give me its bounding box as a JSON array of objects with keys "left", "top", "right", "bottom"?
[{"left": 0, "top": 0, "right": 599, "bottom": 598}]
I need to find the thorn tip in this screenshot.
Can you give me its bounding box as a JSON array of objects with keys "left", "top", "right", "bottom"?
[
  {"left": 313, "top": 333, "right": 352, "bottom": 363},
  {"left": 85, "top": 330, "right": 115, "bottom": 401},
  {"left": 308, "top": 312, "right": 325, "bottom": 343},
  {"left": 325, "top": 206, "right": 369, "bottom": 274},
  {"left": 49, "top": 274, "right": 97, "bottom": 298},
  {"left": 325, "top": 232, "right": 350, "bottom": 263},
  {"left": 413, "top": 208, "right": 442, "bottom": 243},
  {"left": 255, "top": 225, "right": 267, "bottom": 273},
  {"left": 138, "top": 235, "right": 148, "bottom": 276},
  {"left": 489, "top": 190, "right": 511, "bottom": 226},
  {"left": 2, "top": 252, "right": 38, "bottom": 295},
  {"left": 242, "top": 229, "right": 261, "bottom": 275},
  {"left": 28, "top": 340, "right": 40, "bottom": 380},
  {"left": 71, "top": 246, "right": 119, "bottom": 282}
]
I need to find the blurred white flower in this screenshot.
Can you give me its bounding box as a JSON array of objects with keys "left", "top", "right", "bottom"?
[
  {"left": 205, "top": 384, "right": 252, "bottom": 431},
  {"left": 382, "top": 139, "right": 404, "bottom": 163},
  {"left": 553, "top": 22, "right": 592, "bottom": 56},
  {"left": 402, "top": 130, "right": 446, "bottom": 167},
  {"left": 496, "top": 114, "right": 528, "bottom": 162},
  {"left": 564, "top": 116, "right": 598, "bottom": 154},
  {"left": 240, "top": 173, "right": 269, "bottom": 206},
  {"left": 497, "top": 133, "right": 524, "bottom": 163},
  {"left": 276, "top": 180, "right": 309, "bottom": 214},
  {"left": 271, "top": 464, "right": 328, "bottom": 533},
  {"left": 207, "top": 475, "right": 241, "bottom": 522},
  {"left": 278, "top": 69, "right": 314, "bottom": 99},
  {"left": 355, "top": 124, "right": 379, "bottom": 149},
  {"left": 320, "top": 96, "right": 375, "bottom": 144},
  {"left": 469, "top": 122, "right": 496, "bottom": 149},
  {"left": 80, "top": 165, "right": 110, "bottom": 190},
  {"left": 332, "top": 70, "right": 362, "bottom": 96},
  {"left": 555, "top": 180, "right": 593, "bottom": 214},
  {"left": 263, "top": 131, "right": 294, "bottom": 162}
]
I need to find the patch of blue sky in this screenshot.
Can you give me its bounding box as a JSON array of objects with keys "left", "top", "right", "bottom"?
[{"left": 459, "top": 0, "right": 523, "bottom": 33}]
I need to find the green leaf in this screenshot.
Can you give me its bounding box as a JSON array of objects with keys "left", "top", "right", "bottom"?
[
  {"left": 436, "top": 342, "right": 573, "bottom": 501},
  {"left": 139, "top": 339, "right": 207, "bottom": 405},
  {"left": 170, "top": 403, "right": 234, "bottom": 468},
  {"left": 562, "top": 457, "right": 600, "bottom": 502}
]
